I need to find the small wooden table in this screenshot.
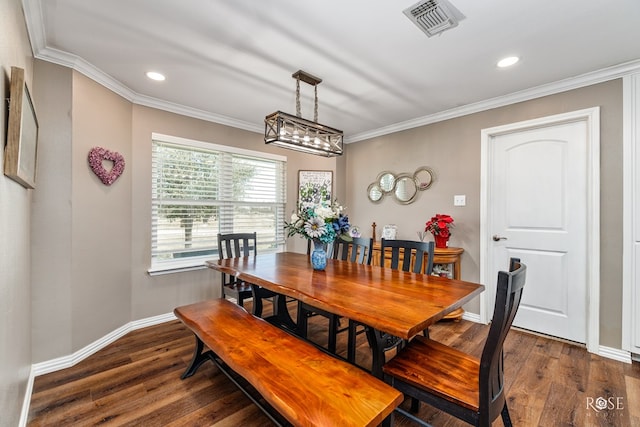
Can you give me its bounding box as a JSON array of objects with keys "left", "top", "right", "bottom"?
[
  {"left": 207, "top": 252, "right": 483, "bottom": 377},
  {"left": 433, "top": 247, "right": 464, "bottom": 279},
  {"left": 433, "top": 247, "right": 465, "bottom": 320}
]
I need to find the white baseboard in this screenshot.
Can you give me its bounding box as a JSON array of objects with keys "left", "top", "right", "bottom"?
[
  {"left": 19, "top": 366, "right": 35, "bottom": 427},
  {"left": 461, "top": 311, "right": 482, "bottom": 323},
  {"left": 460, "top": 312, "right": 632, "bottom": 364},
  {"left": 598, "top": 345, "right": 632, "bottom": 364},
  {"left": 22, "top": 312, "right": 177, "bottom": 427},
  {"left": 31, "top": 312, "right": 176, "bottom": 377}
]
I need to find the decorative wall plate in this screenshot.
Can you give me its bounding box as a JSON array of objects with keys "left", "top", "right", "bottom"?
[{"left": 367, "top": 166, "right": 435, "bottom": 204}]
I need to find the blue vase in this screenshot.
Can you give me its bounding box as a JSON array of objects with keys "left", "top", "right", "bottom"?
[{"left": 311, "top": 239, "right": 327, "bottom": 271}]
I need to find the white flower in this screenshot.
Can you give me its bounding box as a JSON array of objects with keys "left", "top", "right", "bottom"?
[
  {"left": 315, "top": 205, "right": 334, "bottom": 220},
  {"left": 304, "top": 217, "right": 327, "bottom": 238}
]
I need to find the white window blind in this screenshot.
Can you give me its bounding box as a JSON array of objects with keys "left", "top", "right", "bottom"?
[{"left": 150, "top": 134, "right": 286, "bottom": 272}]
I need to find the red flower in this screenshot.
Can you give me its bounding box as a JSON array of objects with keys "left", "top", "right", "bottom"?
[{"left": 425, "top": 214, "right": 454, "bottom": 237}]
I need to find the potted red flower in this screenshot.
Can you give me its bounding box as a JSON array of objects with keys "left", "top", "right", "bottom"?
[{"left": 425, "top": 214, "right": 454, "bottom": 248}]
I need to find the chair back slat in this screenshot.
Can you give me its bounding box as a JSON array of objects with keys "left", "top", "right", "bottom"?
[
  {"left": 218, "top": 232, "right": 257, "bottom": 260},
  {"left": 380, "top": 239, "right": 435, "bottom": 274},
  {"left": 479, "top": 257, "right": 526, "bottom": 421},
  {"left": 333, "top": 237, "right": 374, "bottom": 265}
]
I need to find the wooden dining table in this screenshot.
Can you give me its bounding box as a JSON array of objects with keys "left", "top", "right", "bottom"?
[{"left": 206, "top": 251, "right": 484, "bottom": 377}]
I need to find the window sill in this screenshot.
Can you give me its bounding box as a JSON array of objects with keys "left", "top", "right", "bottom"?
[
  {"left": 147, "top": 248, "right": 284, "bottom": 276},
  {"left": 147, "top": 257, "right": 212, "bottom": 276}
]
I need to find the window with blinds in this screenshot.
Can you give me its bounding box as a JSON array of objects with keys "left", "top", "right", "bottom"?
[{"left": 150, "top": 133, "right": 286, "bottom": 272}]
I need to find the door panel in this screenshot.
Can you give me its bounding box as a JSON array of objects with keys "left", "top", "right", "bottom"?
[{"left": 489, "top": 120, "right": 587, "bottom": 343}]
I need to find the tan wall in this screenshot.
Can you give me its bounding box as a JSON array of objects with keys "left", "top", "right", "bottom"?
[
  {"left": 30, "top": 69, "right": 338, "bottom": 362},
  {"left": 31, "top": 60, "right": 73, "bottom": 362},
  {"left": 345, "top": 79, "right": 623, "bottom": 347},
  {"left": 0, "top": 0, "right": 35, "bottom": 423},
  {"left": 71, "top": 73, "right": 134, "bottom": 348}
]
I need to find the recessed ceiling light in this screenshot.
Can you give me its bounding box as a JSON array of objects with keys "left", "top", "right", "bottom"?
[
  {"left": 497, "top": 56, "right": 519, "bottom": 68},
  {"left": 146, "top": 71, "right": 166, "bottom": 81}
]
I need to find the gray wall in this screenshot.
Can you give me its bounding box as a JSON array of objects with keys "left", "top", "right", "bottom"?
[
  {"left": 346, "top": 80, "right": 623, "bottom": 347},
  {"left": 0, "top": 0, "right": 35, "bottom": 424}
]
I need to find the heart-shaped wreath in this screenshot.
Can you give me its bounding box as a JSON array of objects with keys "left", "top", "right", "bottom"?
[{"left": 88, "top": 147, "right": 125, "bottom": 186}]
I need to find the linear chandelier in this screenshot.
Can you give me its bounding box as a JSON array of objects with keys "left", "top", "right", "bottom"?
[{"left": 265, "top": 70, "right": 343, "bottom": 157}]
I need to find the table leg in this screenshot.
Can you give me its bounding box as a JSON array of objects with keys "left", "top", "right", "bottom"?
[
  {"left": 365, "top": 327, "right": 387, "bottom": 378},
  {"left": 252, "top": 285, "right": 297, "bottom": 332},
  {"left": 364, "top": 327, "right": 404, "bottom": 378},
  {"left": 296, "top": 301, "right": 310, "bottom": 339}
]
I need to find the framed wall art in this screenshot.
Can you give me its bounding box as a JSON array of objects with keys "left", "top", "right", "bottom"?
[
  {"left": 4, "top": 66, "right": 39, "bottom": 189},
  {"left": 298, "top": 170, "right": 332, "bottom": 205}
]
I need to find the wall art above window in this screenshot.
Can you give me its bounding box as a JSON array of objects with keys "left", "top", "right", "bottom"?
[{"left": 298, "top": 170, "right": 332, "bottom": 205}]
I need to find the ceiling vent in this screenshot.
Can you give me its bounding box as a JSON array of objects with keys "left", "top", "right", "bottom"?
[{"left": 403, "top": 0, "right": 463, "bottom": 37}]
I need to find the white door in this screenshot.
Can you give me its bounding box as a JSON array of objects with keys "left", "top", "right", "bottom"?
[{"left": 482, "top": 109, "right": 599, "bottom": 345}]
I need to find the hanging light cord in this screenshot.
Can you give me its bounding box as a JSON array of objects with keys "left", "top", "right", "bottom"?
[
  {"left": 294, "top": 76, "right": 319, "bottom": 123},
  {"left": 296, "top": 76, "right": 301, "bottom": 118},
  {"left": 314, "top": 85, "right": 318, "bottom": 123}
]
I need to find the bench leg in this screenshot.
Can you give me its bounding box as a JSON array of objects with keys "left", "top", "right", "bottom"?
[{"left": 181, "top": 334, "right": 213, "bottom": 379}]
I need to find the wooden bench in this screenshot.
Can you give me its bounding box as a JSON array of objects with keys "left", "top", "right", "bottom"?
[{"left": 174, "top": 298, "right": 403, "bottom": 427}]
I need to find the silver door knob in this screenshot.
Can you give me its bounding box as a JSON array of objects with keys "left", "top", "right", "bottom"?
[{"left": 492, "top": 235, "right": 507, "bottom": 241}]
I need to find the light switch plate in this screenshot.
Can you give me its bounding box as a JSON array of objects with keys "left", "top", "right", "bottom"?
[{"left": 454, "top": 195, "right": 466, "bottom": 206}]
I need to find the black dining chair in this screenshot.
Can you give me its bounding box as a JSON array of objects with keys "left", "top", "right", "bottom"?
[
  {"left": 217, "top": 232, "right": 274, "bottom": 317},
  {"left": 297, "top": 237, "right": 374, "bottom": 355},
  {"left": 334, "top": 236, "right": 374, "bottom": 264},
  {"left": 348, "top": 239, "right": 436, "bottom": 363},
  {"left": 381, "top": 238, "right": 435, "bottom": 275},
  {"left": 382, "top": 258, "right": 526, "bottom": 427}
]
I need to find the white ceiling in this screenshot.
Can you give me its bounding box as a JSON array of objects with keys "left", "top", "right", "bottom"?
[{"left": 23, "top": 0, "right": 640, "bottom": 142}]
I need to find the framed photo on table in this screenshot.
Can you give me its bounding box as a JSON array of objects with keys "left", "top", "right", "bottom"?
[
  {"left": 4, "top": 66, "right": 39, "bottom": 189},
  {"left": 298, "top": 170, "right": 332, "bottom": 205}
]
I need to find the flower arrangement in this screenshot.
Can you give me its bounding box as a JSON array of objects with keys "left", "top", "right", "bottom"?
[
  {"left": 425, "top": 214, "right": 454, "bottom": 237},
  {"left": 285, "top": 200, "right": 351, "bottom": 244}
]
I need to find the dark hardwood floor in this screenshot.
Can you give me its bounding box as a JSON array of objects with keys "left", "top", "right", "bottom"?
[{"left": 28, "top": 301, "right": 640, "bottom": 426}]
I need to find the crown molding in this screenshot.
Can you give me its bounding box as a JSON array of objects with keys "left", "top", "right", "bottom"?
[
  {"left": 346, "top": 59, "right": 640, "bottom": 143},
  {"left": 133, "top": 93, "right": 263, "bottom": 133},
  {"left": 36, "top": 46, "right": 139, "bottom": 100},
  {"left": 34, "top": 46, "right": 263, "bottom": 133}
]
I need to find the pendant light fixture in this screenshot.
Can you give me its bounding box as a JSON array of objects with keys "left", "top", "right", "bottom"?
[{"left": 264, "top": 70, "right": 343, "bottom": 157}]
